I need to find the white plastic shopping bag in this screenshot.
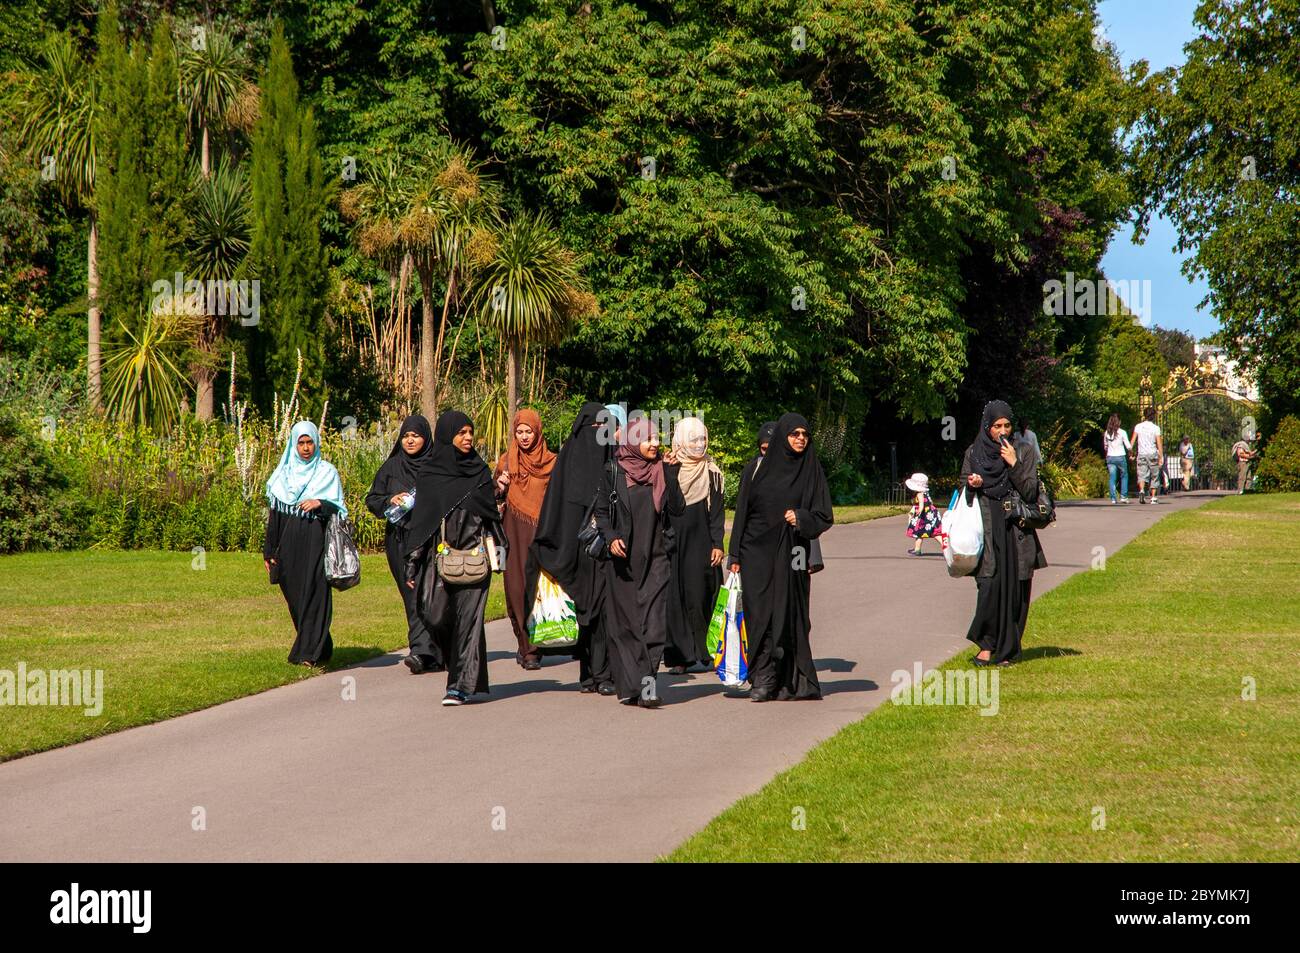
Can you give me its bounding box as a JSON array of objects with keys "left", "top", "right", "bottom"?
[
  {"left": 527, "top": 570, "right": 579, "bottom": 648},
  {"left": 713, "top": 572, "right": 749, "bottom": 686},
  {"left": 940, "top": 488, "right": 983, "bottom": 578}
]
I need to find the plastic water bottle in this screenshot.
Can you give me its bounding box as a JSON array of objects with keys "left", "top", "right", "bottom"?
[{"left": 384, "top": 488, "right": 416, "bottom": 523}]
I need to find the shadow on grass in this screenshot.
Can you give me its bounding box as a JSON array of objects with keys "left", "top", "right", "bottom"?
[{"left": 1018, "top": 645, "right": 1083, "bottom": 662}]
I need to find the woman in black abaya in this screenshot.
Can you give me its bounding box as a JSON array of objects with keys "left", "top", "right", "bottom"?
[
  {"left": 264, "top": 420, "right": 348, "bottom": 667},
  {"left": 404, "top": 411, "right": 505, "bottom": 706},
  {"left": 960, "top": 400, "right": 1047, "bottom": 666},
  {"left": 663, "top": 416, "right": 724, "bottom": 673},
  {"left": 531, "top": 402, "right": 617, "bottom": 695},
  {"left": 366, "top": 414, "right": 443, "bottom": 674},
  {"left": 595, "top": 416, "right": 686, "bottom": 707},
  {"left": 727, "top": 413, "right": 833, "bottom": 701}
]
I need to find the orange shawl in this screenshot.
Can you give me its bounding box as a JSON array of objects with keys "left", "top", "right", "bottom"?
[{"left": 494, "top": 408, "right": 556, "bottom": 523}]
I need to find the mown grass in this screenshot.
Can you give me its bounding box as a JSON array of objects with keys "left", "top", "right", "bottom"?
[
  {"left": 0, "top": 551, "right": 505, "bottom": 760},
  {"left": 668, "top": 493, "right": 1300, "bottom": 861}
]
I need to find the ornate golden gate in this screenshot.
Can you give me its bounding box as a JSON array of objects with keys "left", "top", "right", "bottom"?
[{"left": 1139, "top": 364, "right": 1258, "bottom": 491}]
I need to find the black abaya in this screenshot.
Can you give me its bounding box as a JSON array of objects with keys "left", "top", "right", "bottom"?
[
  {"left": 366, "top": 462, "right": 440, "bottom": 667},
  {"left": 728, "top": 414, "right": 834, "bottom": 700},
  {"left": 406, "top": 507, "right": 495, "bottom": 696},
  {"left": 595, "top": 465, "right": 686, "bottom": 701},
  {"left": 664, "top": 471, "right": 724, "bottom": 668},
  {"left": 264, "top": 501, "right": 338, "bottom": 665},
  {"left": 532, "top": 402, "right": 614, "bottom": 690}
]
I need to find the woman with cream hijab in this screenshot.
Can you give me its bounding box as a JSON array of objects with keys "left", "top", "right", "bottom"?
[{"left": 663, "top": 416, "right": 725, "bottom": 674}]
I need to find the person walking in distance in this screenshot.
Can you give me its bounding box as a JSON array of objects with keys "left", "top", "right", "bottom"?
[
  {"left": 1132, "top": 407, "right": 1164, "bottom": 504},
  {"left": 1231, "top": 433, "right": 1258, "bottom": 494}
]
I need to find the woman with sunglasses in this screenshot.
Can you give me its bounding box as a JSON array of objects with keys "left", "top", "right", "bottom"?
[{"left": 727, "top": 413, "right": 833, "bottom": 701}]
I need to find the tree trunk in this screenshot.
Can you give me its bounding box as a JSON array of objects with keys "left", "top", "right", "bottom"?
[
  {"left": 195, "top": 360, "right": 216, "bottom": 420},
  {"left": 87, "top": 216, "right": 102, "bottom": 410},
  {"left": 507, "top": 340, "right": 520, "bottom": 419},
  {"left": 418, "top": 261, "right": 436, "bottom": 418},
  {"left": 432, "top": 266, "right": 456, "bottom": 403},
  {"left": 201, "top": 122, "right": 210, "bottom": 179}
]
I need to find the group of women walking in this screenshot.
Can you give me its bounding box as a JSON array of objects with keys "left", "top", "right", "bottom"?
[{"left": 260, "top": 397, "right": 1045, "bottom": 702}]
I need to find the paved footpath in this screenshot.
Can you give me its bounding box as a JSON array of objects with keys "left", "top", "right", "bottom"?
[{"left": 0, "top": 492, "right": 1225, "bottom": 861}]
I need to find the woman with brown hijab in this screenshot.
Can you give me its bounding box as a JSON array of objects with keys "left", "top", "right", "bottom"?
[{"left": 493, "top": 408, "right": 557, "bottom": 669}]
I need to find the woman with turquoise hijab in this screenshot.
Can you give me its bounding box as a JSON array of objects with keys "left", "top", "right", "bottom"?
[{"left": 263, "top": 420, "right": 348, "bottom": 667}]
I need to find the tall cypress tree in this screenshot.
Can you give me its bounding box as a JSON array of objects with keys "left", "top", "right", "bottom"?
[
  {"left": 96, "top": 15, "right": 187, "bottom": 341},
  {"left": 246, "top": 25, "right": 328, "bottom": 413}
]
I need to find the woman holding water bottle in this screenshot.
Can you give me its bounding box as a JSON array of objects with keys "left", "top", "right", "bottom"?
[{"left": 366, "top": 414, "right": 442, "bottom": 674}]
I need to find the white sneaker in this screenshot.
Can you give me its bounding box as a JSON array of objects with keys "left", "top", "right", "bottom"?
[
  {"left": 1120, "top": 497, "right": 1130, "bottom": 504},
  {"left": 1150, "top": 498, "right": 1160, "bottom": 504}
]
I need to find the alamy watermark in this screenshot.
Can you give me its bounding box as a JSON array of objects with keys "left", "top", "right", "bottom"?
[
  {"left": 890, "top": 661, "right": 999, "bottom": 716},
  {"left": 151, "top": 271, "right": 260, "bottom": 326},
  {"left": 1043, "top": 272, "right": 1152, "bottom": 326},
  {"left": 1, "top": 663, "right": 103, "bottom": 716}
]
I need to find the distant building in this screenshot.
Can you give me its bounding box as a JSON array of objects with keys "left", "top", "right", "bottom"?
[{"left": 1193, "top": 343, "right": 1259, "bottom": 401}]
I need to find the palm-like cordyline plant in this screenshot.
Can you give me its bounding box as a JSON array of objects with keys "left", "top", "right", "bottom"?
[
  {"left": 103, "top": 307, "right": 200, "bottom": 432},
  {"left": 342, "top": 142, "right": 499, "bottom": 417},
  {"left": 15, "top": 32, "right": 101, "bottom": 407},
  {"left": 471, "top": 211, "right": 598, "bottom": 418},
  {"left": 185, "top": 156, "right": 250, "bottom": 419},
  {"left": 177, "top": 21, "right": 254, "bottom": 178}
]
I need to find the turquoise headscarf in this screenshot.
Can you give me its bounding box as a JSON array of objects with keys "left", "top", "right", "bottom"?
[
  {"left": 265, "top": 420, "right": 348, "bottom": 519},
  {"left": 598, "top": 403, "right": 628, "bottom": 448}
]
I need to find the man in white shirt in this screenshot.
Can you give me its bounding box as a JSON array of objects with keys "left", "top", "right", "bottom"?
[{"left": 1132, "top": 406, "right": 1164, "bottom": 504}]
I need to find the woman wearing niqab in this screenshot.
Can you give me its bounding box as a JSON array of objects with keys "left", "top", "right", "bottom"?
[{"left": 531, "top": 402, "right": 617, "bottom": 693}]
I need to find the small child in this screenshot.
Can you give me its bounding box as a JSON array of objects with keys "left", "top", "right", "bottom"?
[{"left": 905, "top": 472, "right": 940, "bottom": 556}]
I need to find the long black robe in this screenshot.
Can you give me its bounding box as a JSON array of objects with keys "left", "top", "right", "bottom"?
[
  {"left": 405, "top": 507, "right": 501, "bottom": 696},
  {"left": 728, "top": 416, "right": 833, "bottom": 700},
  {"left": 402, "top": 411, "right": 505, "bottom": 698},
  {"left": 264, "top": 500, "right": 338, "bottom": 665},
  {"left": 531, "top": 403, "right": 613, "bottom": 689},
  {"left": 595, "top": 463, "right": 686, "bottom": 701},
  {"left": 664, "top": 470, "right": 724, "bottom": 668},
  {"left": 365, "top": 454, "right": 440, "bottom": 667}
]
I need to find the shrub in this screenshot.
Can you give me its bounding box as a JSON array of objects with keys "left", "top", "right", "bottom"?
[
  {"left": 0, "top": 407, "right": 81, "bottom": 553},
  {"left": 1255, "top": 415, "right": 1300, "bottom": 492}
]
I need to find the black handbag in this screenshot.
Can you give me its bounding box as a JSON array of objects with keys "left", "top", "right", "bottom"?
[
  {"left": 577, "top": 462, "right": 618, "bottom": 560},
  {"left": 1003, "top": 481, "right": 1055, "bottom": 531}
]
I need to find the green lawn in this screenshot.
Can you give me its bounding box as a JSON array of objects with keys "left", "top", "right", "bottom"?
[
  {"left": 0, "top": 551, "right": 505, "bottom": 761},
  {"left": 669, "top": 493, "right": 1300, "bottom": 861}
]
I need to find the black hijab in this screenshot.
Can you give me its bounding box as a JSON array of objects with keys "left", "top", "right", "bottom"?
[
  {"left": 404, "top": 410, "right": 498, "bottom": 555},
  {"left": 751, "top": 413, "right": 821, "bottom": 514},
  {"left": 376, "top": 414, "right": 433, "bottom": 488},
  {"left": 757, "top": 420, "right": 777, "bottom": 452},
  {"left": 968, "top": 399, "right": 1015, "bottom": 501}
]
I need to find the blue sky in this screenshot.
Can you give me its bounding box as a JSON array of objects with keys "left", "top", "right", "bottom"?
[{"left": 1096, "top": 0, "right": 1214, "bottom": 339}]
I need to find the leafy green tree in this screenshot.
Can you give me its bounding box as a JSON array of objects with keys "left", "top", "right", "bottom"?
[
  {"left": 1131, "top": 0, "right": 1300, "bottom": 420},
  {"left": 246, "top": 25, "right": 330, "bottom": 413}
]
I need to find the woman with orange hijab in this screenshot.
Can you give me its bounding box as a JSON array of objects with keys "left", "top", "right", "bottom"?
[{"left": 494, "top": 409, "right": 557, "bottom": 669}]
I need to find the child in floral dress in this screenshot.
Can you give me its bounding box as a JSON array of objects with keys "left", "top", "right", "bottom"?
[{"left": 905, "top": 472, "right": 940, "bottom": 556}]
